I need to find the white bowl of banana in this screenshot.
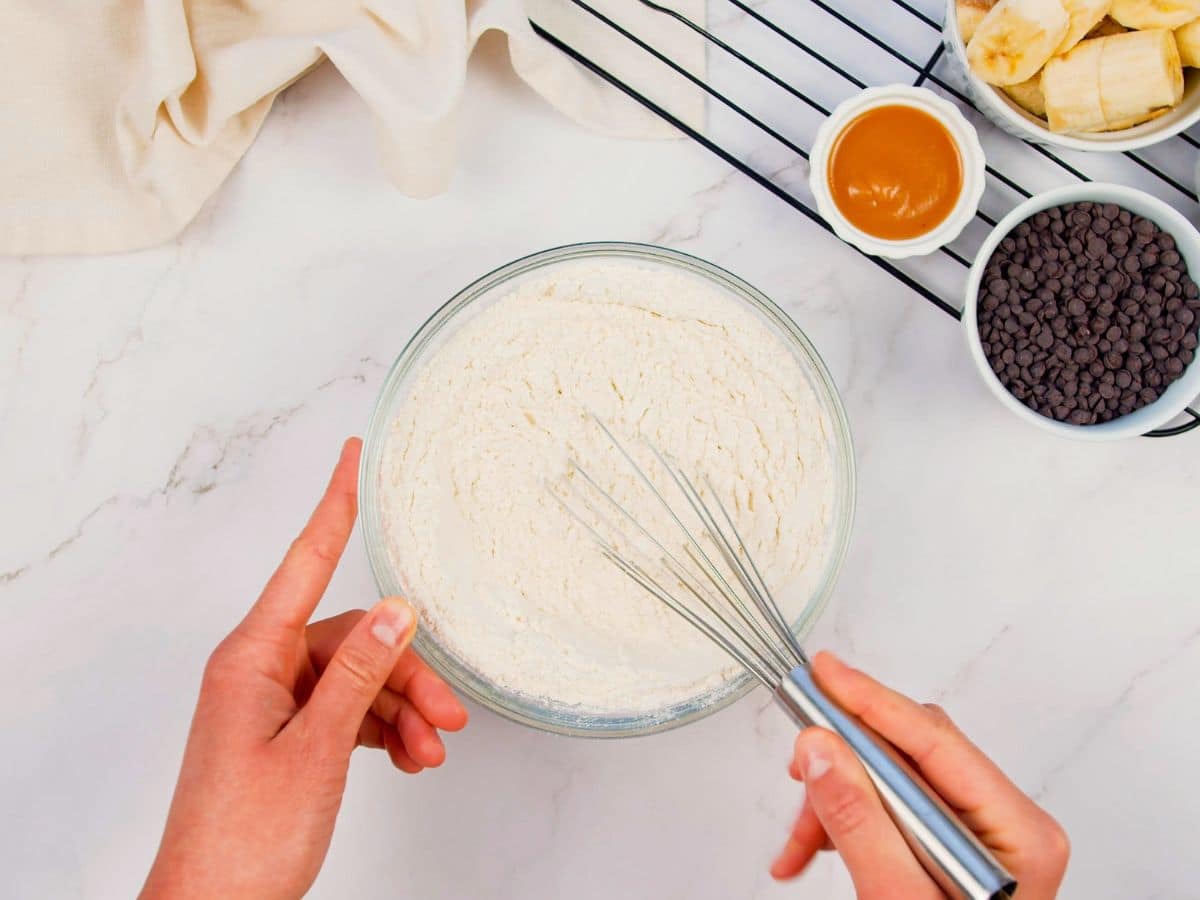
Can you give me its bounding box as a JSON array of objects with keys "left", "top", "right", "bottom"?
[{"left": 946, "top": 0, "right": 1200, "bottom": 151}]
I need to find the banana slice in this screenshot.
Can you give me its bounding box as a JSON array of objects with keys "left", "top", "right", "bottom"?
[
  {"left": 1110, "top": 0, "right": 1200, "bottom": 29},
  {"left": 1002, "top": 74, "right": 1048, "bottom": 116},
  {"left": 1043, "top": 38, "right": 1106, "bottom": 131},
  {"left": 1043, "top": 29, "right": 1183, "bottom": 132},
  {"left": 1087, "top": 15, "right": 1129, "bottom": 35},
  {"left": 967, "top": 0, "right": 1071, "bottom": 85},
  {"left": 1057, "top": 0, "right": 1113, "bottom": 54},
  {"left": 958, "top": 0, "right": 997, "bottom": 42},
  {"left": 1176, "top": 17, "right": 1200, "bottom": 65}
]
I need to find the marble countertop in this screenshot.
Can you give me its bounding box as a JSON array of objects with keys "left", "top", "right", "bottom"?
[{"left": 3, "top": 18, "right": 1198, "bottom": 900}]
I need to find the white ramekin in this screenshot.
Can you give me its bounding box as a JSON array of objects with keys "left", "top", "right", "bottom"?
[
  {"left": 943, "top": 0, "right": 1200, "bottom": 153},
  {"left": 809, "top": 84, "right": 987, "bottom": 260},
  {"left": 964, "top": 183, "right": 1200, "bottom": 440}
]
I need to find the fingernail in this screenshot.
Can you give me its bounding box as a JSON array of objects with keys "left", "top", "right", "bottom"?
[
  {"left": 803, "top": 749, "right": 832, "bottom": 781},
  {"left": 371, "top": 598, "right": 414, "bottom": 648}
]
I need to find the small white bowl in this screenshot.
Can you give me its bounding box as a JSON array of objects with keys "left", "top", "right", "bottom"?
[
  {"left": 809, "top": 84, "right": 986, "bottom": 260},
  {"left": 944, "top": 0, "right": 1200, "bottom": 152},
  {"left": 964, "top": 183, "right": 1200, "bottom": 440}
]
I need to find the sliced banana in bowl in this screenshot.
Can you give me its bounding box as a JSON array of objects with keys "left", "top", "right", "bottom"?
[
  {"left": 944, "top": 0, "right": 1200, "bottom": 151},
  {"left": 1110, "top": 0, "right": 1200, "bottom": 30},
  {"left": 965, "top": 0, "right": 1071, "bottom": 85},
  {"left": 1042, "top": 28, "right": 1183, "bottom": 132}
]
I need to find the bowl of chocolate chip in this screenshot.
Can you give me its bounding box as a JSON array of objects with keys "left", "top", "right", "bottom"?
[{"left": 965, "top": 183, "right": 1200, "bottom": 439}]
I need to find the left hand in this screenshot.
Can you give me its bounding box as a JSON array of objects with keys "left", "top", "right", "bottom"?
[{"left": 141, "top": 438, "right": 468, "bottom": 900}]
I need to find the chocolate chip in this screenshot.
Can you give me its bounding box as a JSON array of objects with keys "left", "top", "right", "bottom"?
[{"left": 975, "top": 201, "right": 1199, "bottom": 425}]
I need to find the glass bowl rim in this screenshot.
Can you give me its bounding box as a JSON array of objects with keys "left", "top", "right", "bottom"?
[{"left": 359, "top": 241, "right": 857, "bottom": 739}]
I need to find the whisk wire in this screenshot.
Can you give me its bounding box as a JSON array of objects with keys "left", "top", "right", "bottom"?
[
  {"left": 601, "top": 548, "right": 779, "bottom": 687},
  {"left": 568, "top": 461, "right": 696, "bottom": 579},
  {"left": 671, "top": 544, "right": 794, "bottom": 677},
  {"left": 651, "top": 459, "right": 799, "bottom": 674},
  {"left": 703, "top": 478, "right": 809, "bottom": 665},
  {"left": 656, "top": 546, "right": 790, "bottom": 672},
  {"left": 593, "top": 420, "right": 760, "bottom": 634},
  {"left": 568, "top": 417, "right": 803, "bottom": 679},
  {"left": 552, "top": 457, "right": 790, "bottom": 681},
  {"left": 568, "top": 455, "right": 792, "bottom": 679},
  {"left": 665, "top": 461, "right": 795, "bottom": 658},
  {"left": 565, "top": 462, "right": 783, "bottom": 668},
  {"left": 640, "top": 446, "right": 774, "bottom": 639}
]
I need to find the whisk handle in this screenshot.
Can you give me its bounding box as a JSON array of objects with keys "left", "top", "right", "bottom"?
[{"left": 777, "top": 666, "right": 1016, "bottom": 900}]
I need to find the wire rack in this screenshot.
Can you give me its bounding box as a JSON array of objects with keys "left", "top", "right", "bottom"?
[{"left": 530, "top": 0, "right": 1200, "bottom": 436}]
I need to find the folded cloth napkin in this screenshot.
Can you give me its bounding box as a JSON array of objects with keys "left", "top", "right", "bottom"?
[{"left": 0, "top": 0, "right": 704, "bottom": 256}]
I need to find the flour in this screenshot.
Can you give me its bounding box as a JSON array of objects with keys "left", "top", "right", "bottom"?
[{"left": 380, "top": 258, "right": 836, "bottom": 714}]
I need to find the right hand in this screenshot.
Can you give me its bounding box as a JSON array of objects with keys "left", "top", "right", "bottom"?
[{"left": 770, "top": 652, "right": 1069, "bottom": 899}]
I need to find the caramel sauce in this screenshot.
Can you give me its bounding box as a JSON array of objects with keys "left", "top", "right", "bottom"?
[{"left": 827, "top": 104, "right": 963, "bottom": 242}]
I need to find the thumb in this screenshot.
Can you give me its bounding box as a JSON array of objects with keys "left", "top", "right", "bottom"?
[
  {"left": 793, "top": 728, "right": 938, "bottom": 898},
  {"left": 294, "top": 597, "right": 416, "bottom": 751}
]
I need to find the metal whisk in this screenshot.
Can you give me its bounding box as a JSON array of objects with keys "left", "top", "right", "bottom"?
[{"left": 555, "top": 418, "right": 1016, "bottom": 900}]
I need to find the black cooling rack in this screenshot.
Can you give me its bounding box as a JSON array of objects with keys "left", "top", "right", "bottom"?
[{"left": 530, "top": 0, "right": 1200, "bottom": 436}]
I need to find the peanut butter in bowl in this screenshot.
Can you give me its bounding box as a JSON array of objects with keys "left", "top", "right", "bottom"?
[
  {"left": 827, "top": 103, "right": 964, "bottom": 241},
  {"left": 808, "top": 85, "right": 986, "bottom": 260}
]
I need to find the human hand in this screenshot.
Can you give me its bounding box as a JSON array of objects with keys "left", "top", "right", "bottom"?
[
  {"left": 770, "top": 652, "right": 1068, "bottom": 899},
  {"left": 141, "top": 438, "right": 468, "bottom": 900}
]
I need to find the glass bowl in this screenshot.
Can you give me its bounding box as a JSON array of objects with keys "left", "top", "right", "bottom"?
[{"left": 359, "top": 242, "right": 856, "bottom": 738}]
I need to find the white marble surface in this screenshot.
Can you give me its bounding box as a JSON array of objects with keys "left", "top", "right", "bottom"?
[{"left": 3, "top": 15, "right": 1200, "bottom": 900}]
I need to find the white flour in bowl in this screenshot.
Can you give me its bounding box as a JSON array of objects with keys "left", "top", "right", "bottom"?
[{"left": 380, "top": 259, "right": 836, "bottom": 713}]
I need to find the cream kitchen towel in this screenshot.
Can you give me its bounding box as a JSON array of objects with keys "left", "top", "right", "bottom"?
[{"left": 0, "top": 0, "right": 705, "bottom": 256}]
